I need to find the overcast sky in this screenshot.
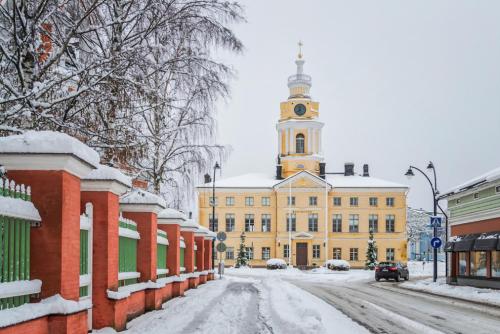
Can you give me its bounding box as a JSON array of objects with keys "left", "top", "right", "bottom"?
[{"left": 214, "top": 0, "right": 500, "bottom": 211}]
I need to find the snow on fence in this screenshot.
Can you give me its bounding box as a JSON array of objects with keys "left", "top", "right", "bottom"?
[
  {"left": 157, "top": 230, "right": 168, "bottom": 278},
  {"left": 118, "top": 215, "right": 140, "bottom": 286},
  {"left": 0, "top": 178, "right": 41, "bottom": 310}
]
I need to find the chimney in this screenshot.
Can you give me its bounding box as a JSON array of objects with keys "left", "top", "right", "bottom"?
[
  {"left": 276, "top": 165, "right": 283, "bottom": 180},
  {"left": 344, "top": 162, "right": 354, "bottom": 176},
  {"left": 363, "top": 164, "right": 369, "bottom": 177},
  {"left": 188, "top": 212, "right": 193, "bottom": 219},
  {"left": 204, "top": 173, "right": 212, "bottom": 184},
  {"left": 319, "top": 162, "right": 326, "bottom": 179}
]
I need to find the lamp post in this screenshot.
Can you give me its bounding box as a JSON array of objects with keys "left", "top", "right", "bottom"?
[
  {"left": 211, "top": 162, "right": 220, "bottom": 269},
  {"left": 405, "top": 162, "right": 440, "bottom": 282}
]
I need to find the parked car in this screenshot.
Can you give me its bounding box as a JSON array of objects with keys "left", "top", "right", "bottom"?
[
  {"left": 375, "top": 262, "right": 409, "bottom": 282},
  {"left": 325, "top": 259, "right": 350, "bottom": 271},
  {"left": 266, "top": 258, "right": 287, "bottom": 270}
]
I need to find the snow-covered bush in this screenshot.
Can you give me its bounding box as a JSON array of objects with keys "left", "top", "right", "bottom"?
[
  {"left": 266, "top": 258, "right": 287, "bottom": 270},
  {"left": 325, "top": 259, "right": 350, "bottom": 271}
]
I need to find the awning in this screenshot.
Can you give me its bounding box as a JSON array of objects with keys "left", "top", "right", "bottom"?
[
  {"left": 444, "top": 242, "right": 455, "bottom": 252},
  {"left": 473, "top": 232, "right": 499, "bottom": 251},
  {"left": 453, "top": 234, "right": 479, "bottom": 252}
]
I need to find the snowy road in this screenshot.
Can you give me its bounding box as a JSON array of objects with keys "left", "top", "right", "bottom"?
[{"left": 291, "top": 279, "right": 500, "bottom": 334}]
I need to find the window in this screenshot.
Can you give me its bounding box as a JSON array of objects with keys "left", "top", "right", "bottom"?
[
  {"left": 350, "top": 197, "right": 358, "bottom": 206},
  {"left": 225, "top": 214, "right": 235, "bottom": 232},
  {"left": 386, "top": 248, "right": 395, "bottom": 261},
  {"left": 496, "top": 186, "right": 500, "bottom": 194},
  {"left": 287, "top": 196, "right": 295, "bottom": 206},
  {"left": 369, "top": 197, "right": 378, "bottom": 207},
  {"left": 333, "top": 248, "right": 342, "bottom": 260},
  {"left": 261, "top": 197, "right": 271, "bottom": 206},
  {"left": 296, "top": 133, "right": 305, "bottom": 153},
  {"left": 456, "top": 198, "right": 461, "bottom": 204},
  {"left": 286, "top": 214, "right": 296, "bottom": 232},
  {"left": 262, "top": 247, "right": 271, "bottom": 260},
  {"left": 284, "top": 244, "right": 290, "bottom": 258},
  {"left": 308, "top": 213, "right": 318, "bottom": 232},
  {"left": 473, "top": 193, "right": 479, "bottom": 200},
  {"left": 369, "top": 214, "right": 378, "bottom": 233},
  {"left": 226, "top": 197, "right": 235, "bottom": 206},
  {"left": 492, "top": 251, "right": 500, "bottom": 277},
  {"left": 246, "top": 247, "right": 254, "bottom": 260},
  {"left": 385, "top": 215, "right": 395, "bottom": 233},
  {"left": 332, "top": 214, "right": 342, "bottom": 232},
  {"left": 470, "top": 251, "right": 487, "bottom": 276},
  {"left": 349, "top": 214, "right": 359, "bottom": 232},
  {"left": 261, "top": 214, "right": 271, "bottom": 232},
  {"left": 309, "top": 196, "right": 318, "bottom": 206},
  {"left": 245, "top": 214, "right": 255, "bottom": 232},
  {"left": 386, "top": 197, "right": 395, "bottom": 207},
  {"left": 313, "top": 245, "right": 320, "bottom": 258},
  {"left": 333, "top": 197, "right": 342, "bottom": 206},
  {"left": 209, "top": 213, "right": 218, "bottom": 231},
  {"left": 245, "top": 197, "right": 254, "bottom": 206},
  {"left": 226, "top": 247, "right": 234, "bottom": 260},
  {"left": 459, "top": 252, "right": 467, "bottom": 275},
  {"left": 349, "top": 248, "right": 358, "bottom": 261},
  {"left": 209, "top": 196, "right": 218, "bottom": 207}
]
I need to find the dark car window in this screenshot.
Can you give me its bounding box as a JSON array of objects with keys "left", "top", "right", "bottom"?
[{"left": 379, "top": 262, "right": 395, "bottom": 267}]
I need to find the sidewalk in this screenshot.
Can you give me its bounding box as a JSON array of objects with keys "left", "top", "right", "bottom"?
[{"left": 400, "top": 277, "right": 500, "bottom": 308}]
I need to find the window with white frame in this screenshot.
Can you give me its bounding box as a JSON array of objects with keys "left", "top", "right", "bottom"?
[
  {"left": 350, "top": 197, "right": 358, "bottom": 207},
  {"left": 313, "top": 245, "right": 320, "bottom": 258},
  {"left": 261, "top": 197, "right": 271, "bottom": 206},
  {"left": 308, "top": 213, "right": 318, "bottom": 232},
  {"left": 369, "top": 197, "right": 378, "bottom": 207},
  {"left": 386, "top": 248, "right": 395, "bottom": 261},
  {"left": 262, "top": 247, "right": 270, "bottom": 260},
  {"left": 386, "top": 197, "right": 395, "bottom": 207},
  {"left": 350, "top": 248, "right": 359, "bottom": 261},
  {"left": 225, "top": 213, "right": 235, "bottom": 232},
  {"left": 226, "top": 247, "right": 234, "bottom": 260},
  {"left": 284, "top": 244, "right": 290, "bottom": 258},
  {"left": 245, "top": 214, "right": 255, "bottom": 232},
  {"left": 246, "top": 247, "right": 254, "bottom": 260},
  {"left": 369, "top": 214, "right": 378, "bottom": 233},
  {"left": 309, "top": 196, "right": 318, "bottom": 206},
  {"left": 333, "top": 248, "right": 342, "bottom": 260},
  {"left": 496, "top": 186, "right": 500, "bottom": 193},
  {"left": 332, "top": 214, "right": 342, "bottom": 232},
  {"left": 245, "top": 196, "right": 254, "bottom": 206},
  {"left": 349, "top": 214, "right": 359, "bottom": 232},
  {"left": 385, "top": 215, "right": 395, "bottom": 233},
  {"left": 296, "top": 133, "right": 305, "bottom": 153},
  {"left": 226, "top": 196, "right": 235, "bottom": 206},
  {"left": 333, "top": 197, "right": 342, "bottom": 206},
  {"left": 286, "top": 213, "right": 296, "bottom": 232},
  {"left": 474, "top": 193, "right": 479, "bottom": 200},
  {"left": 261, "top": 214, "right": 271, "bottom": 232},
  {"left": 209, "top": 213, "right": 218, "bottom": 231},
  {"left": 287, "top": 196, "right": 296, "bottom": 206}
]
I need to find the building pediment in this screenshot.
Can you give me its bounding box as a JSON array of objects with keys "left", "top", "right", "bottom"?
[
  {"left": 273, "top": 170, "right": 331, "bottom": 190},
  {"left": 292, "top": 232, "right": 314, "bottom": 239}
]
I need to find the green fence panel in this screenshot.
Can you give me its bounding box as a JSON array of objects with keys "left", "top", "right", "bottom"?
[{"left": 180, "top": 248, "right": 185, "bottom": 269}]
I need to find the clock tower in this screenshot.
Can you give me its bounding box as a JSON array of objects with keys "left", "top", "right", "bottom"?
[{"left": 276, "top": 44, "right": 325, "bottom": 178}]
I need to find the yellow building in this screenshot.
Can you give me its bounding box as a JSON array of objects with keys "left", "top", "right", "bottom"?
[{"left": 197, "top": 50, "right": 408, "bottom": 268}]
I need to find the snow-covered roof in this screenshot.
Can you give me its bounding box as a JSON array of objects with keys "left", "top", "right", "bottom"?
[
  {"left": 0, "top": 131, "right": 99, "bottom": 168},
  {"left": 441, "top": 166, "right": 500, "bottom": 198},
  {"left": 83, "top": 164, "right": 132, "bottom": 187},
  {"left": 120, "top": 189, "right": 166, "bottom": 208},
  {"left": 158, "top": 208, "right": 187, "bottom": 220},
  {"left": 197, "top": 172, "right": 407, "bottom": 190},
  {"left": 180, "top": 218, "right": 199, "bottom": 230}
]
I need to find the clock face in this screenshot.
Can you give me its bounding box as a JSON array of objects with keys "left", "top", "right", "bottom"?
[{"left": 294, "top": 104, "right": 306, "bottom": 116}]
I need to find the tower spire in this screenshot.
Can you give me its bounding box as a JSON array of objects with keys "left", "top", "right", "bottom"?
[{"left": 298, "top": 40, "right": 303, "bottom": 59}]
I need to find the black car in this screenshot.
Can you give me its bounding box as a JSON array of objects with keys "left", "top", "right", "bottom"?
[{"left": 375, "top": 262, "right": 409, "bottom": 282}]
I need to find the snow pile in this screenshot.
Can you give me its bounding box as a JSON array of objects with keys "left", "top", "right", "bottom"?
[
  {"left": 407, "top": 261, "right": 445, "bottom": 277},
  {"left": 0, "top": 294, "right": 91, "bottom": 328},
  {"left": 401, "top": 277, "right": 500, "bottom": 307},
  {"left": 266, "top": 258, "right": 287, "bottom": 267},
  {"left": 0, "top": 131, "right": 99, "bottom": 167},
  {"left": 120, "top": 189, "right": 166, "bottom": 208},
  {"left": 0, "top": 280, "right": 41, "bottom": 299},
  {"left": 84, "top": 164, "right": 132, "bottom": 187},
  {"left": 324, "top": 259, "right": 350, "bottom": 269},
  {"left": 157, "top": 208, "right": 187, "bottom": 220},
  {"left": 0, "top": 196, "right": 41, "bottom": 221}
]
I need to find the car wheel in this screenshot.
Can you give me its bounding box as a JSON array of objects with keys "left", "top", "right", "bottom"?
[
  {"left": 404, "top": 274, "right": 409, "bottom": 281},
  {"left": 395, "top": 274, "right": 400, "bottom": 282},
  {"left": 375, "top": 277, "right": 380, "bottom": 282}
]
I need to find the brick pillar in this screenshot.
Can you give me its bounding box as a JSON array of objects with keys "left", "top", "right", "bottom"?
[
  {"left": 122, "top": 212, "right": 157, "bottom": 282},
  {"left": 181, "top": 231, "right": 195, "bottom": 273},
  {"left": 204, "top": 239, "right": 213, "bottom": 270},
  {"left": 160, "top": 224, "right": 180, "bottom": 276},
  {"left": 195, "top": 236, "right": 205, "bottom": 272},
  {"left": 9, "top": 170, "right": 82, "bottom": 300}
]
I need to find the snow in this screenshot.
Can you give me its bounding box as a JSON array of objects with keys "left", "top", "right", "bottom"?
[
  {"left": 324, "top": 259, "right": 350, "bottom": 269},
  {"left": 84, "top": 164, "right": 132, "bottom": 187},
  {"left": 401, "top": 277, "right": 500, "bottom": 307},
  {"left": 326, "top": 174, "right": 408, "bottom": 189},
  {"left": 197, "top": 173, "right": 279, "bottom": 188},
  {"left": 120, "top": 189, "right": 166, "bottom": 208},
  {"left": 0, "top": 280, "right": 41, "bottom": 299},
  {"left": 0, "top": 294, "right": 91, "bottom": 328},
  {"left": 157, "top": 208, "right": 187, "bottom": 220},
  {"left": 0, "top": 131, "right": 99, "bottom": 168},
  {"left": 118, "top": 227, "right": 140, "bottom": 240},
  {"left": 0, "top": 196, "right": 41, "bottom": 221},
  {"left": 441, "top": 166, "right": 500, "bottom": 197},
  {"left": 93, "top": 275, "right": 368, "bottom": 334},
  {"left": 266, "top": 258, "right": 287, "bottom": 266}
]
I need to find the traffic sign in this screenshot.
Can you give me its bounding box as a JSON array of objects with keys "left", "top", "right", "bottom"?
[
  {"left": 217, "top": 231, "right": 227, "bottom": 241},
  {"left": 431, "top": 237, "right": 442, "bottom": 249},
  {"left": 430, "top": 216, "right": 442, "bottom": 228},
  {"left": 216, "top": 242, "right": 227, "bottom": 253}
]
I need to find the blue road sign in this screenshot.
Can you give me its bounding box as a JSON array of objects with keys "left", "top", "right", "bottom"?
[
  {"left": 431, "top": 237, "right": 442, "bottom": 249},
  {"left": 430, "top": 216, "right": 442, "bottom": 228}
]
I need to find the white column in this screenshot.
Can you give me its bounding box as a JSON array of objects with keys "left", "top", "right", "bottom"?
[
  {"left": 312, "top": 129, "right": 316, "bottom": 154},
  {"left": 289, "top": 128, "right": 294, "bottom": 154},
  {"left": 318, "top": 129, "right": 322, "bottom": 154},
  {"left": 307, "top": 128, "right": 312, "bottom": 153},
  {"left": 278, "top": 130, "right": 282, "bottom": 155},
  {"left": 285, "top": 128, "right": 289, "bottom": 153}
]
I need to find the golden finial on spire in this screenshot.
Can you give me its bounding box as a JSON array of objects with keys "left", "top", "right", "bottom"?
[{"left": 298, "top": 40, "right": 303, "bottom": 59}]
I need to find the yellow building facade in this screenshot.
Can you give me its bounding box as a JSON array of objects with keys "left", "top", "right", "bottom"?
[{"left": 197, "top": 51, "right": 408, "bottom": 268}]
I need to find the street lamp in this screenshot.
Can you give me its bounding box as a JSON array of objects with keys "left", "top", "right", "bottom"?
[
  {"left": 404, "top": 162, "right": 440, "bottom": 282},
  {"left": 211, "top": 162, "right": 221, "bottom": 269}
]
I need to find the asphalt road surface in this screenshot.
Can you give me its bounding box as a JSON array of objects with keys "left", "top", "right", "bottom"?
[{"left": 290, "top": 278, "right": 500, "bottom": 334}]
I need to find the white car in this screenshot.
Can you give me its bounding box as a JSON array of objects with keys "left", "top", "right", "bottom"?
[
  {"left": 266, "top": 258, "right": 287, "bottom": 270},
  {"left": 325, "top": 259, "right": 350, "bottom": 271}
]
